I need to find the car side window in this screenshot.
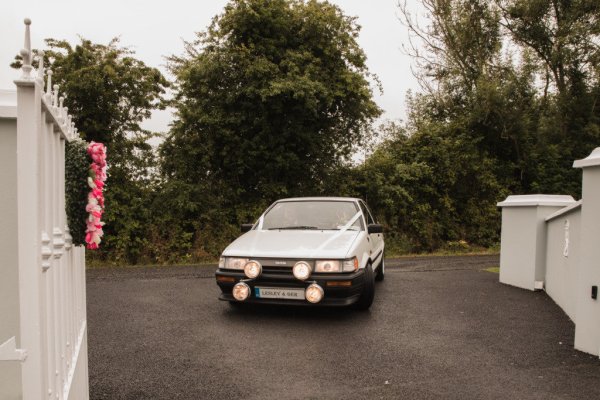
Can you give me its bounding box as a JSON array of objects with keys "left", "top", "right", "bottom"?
[
  {"left": 357, "top": 201, "right": 367, "bottom": 226},
  {"left": 359, "top": 200, "right": 375, "bottom": 225}
]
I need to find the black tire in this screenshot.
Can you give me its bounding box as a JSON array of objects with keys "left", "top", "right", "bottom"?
[
  {"left": 354, "top": 263, "right": 375, "bottom": 310},
  {"left": 375, "top": 254, "right": 385, "bottom": 282}
]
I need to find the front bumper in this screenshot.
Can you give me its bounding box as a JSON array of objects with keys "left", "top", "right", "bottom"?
[{"left": 215, "top": 268, "right": 366, "bottom": 306}]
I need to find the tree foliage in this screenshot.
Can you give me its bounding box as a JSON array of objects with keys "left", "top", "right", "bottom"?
[
  {"left": 12, "top": 0, "right": 600, "bottom": 262},
  {"left": 14, "top": 38, "right": 169, "bottom": 263},
  {"left": 347, "top": 0, "right": 600, "bottom": 251},
  {"left": 163, "top": 0, "right": 380, "bottom": 195},
  {"left": 155, "top": 0, "right": 381, "bottom": 260},
  {"left": 65, "top": 140, "right": 90, "bottom": 246}
]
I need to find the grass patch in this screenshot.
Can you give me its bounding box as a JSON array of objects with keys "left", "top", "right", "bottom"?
[
  {"left": 85, "top": 235, "right": 499, "bottom": 269},
  {"left": 86, "top": 258, "right": 218, "bottom": 269},
  {"left": 483, "top": 266, "right": 500, "bottom": 274},
  {"left": 388, "top": 248, "right": 500, "bottom": 258},
  {"left": 384, "top": 235, "right": 499, "bottom": 258}
]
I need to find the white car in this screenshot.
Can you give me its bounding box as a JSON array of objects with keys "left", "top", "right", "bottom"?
[{"left": 215, "top": 197, "right": 385, "bottom": 309}]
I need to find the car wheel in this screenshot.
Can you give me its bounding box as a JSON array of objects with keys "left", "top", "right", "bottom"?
[
  {"left": 354, "top": 263, "right": 375, "bottom": 310},
  {"left": 375, "top": 254, "right": 385, "bottom": 282}
]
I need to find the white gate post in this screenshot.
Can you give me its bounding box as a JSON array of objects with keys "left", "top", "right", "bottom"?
[
  {"left": 573, "top": 148, "right": 600, "bottom": 356},
  {"left": 14, "top": 19, "right": 46, "bottom": 399},
  {"left": 2, "top": 18, "right": 90, "bottom": 400}
]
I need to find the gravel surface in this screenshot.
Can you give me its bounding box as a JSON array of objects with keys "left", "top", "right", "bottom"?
[{"left": 87, "top": 255, "right": 600, "bottom": 399}]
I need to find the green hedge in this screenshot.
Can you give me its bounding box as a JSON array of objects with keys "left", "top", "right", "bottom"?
[{"left": 65, "top": 140, "right": 89, "bottom": 246}]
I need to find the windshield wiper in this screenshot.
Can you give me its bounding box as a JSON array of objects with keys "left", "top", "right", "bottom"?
[{"left": 268, "top": 226, "right": 320, "bottom": 230}]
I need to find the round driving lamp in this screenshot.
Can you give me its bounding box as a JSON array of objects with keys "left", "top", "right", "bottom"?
[
  {"left": 232, "top": 282, "right": 250, "bottom": 301},
  {"left": 293, "top": 261, "right": 312, "bottom": 281},
  {"left": 244, "top": 260, "right": 262, "bottom": 279},
  {"left": 305, "top": 283, "right": 324, "bottom": 304}
]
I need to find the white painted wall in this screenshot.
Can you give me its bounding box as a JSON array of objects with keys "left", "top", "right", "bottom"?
[
  {"left": 574, "top": 153, "right": 600, "bottom": 356},
  {"left": 499, "top": 147, "right": 600, "bottom": 358},
  {"left": 0, "top": 115, "right": 23, "bottom": 400},
  {"left": 545, "top": 203, "right": 581, "bottom": 321},
  {"left": 498, "top": 195, "right": 575, "bottom": 291}
]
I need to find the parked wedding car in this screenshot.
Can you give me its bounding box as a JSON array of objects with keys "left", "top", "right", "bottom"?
[{"left": 215, "top": 197, "right": 385, "bottom": 309}]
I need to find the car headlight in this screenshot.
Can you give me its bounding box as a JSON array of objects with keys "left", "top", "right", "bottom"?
[
  {"left": 244, "top": 260, "right": 262, "bottom": 279},
  {"left": 293, "top": 261, "right": 312, "bottom": 281},
  {"left": 315, "top": 260, "right": 341, "bottom": 273},
  {"left": 342, "top": 257, "right": 359, "bottom": 272},
  {"left": 222, "top": 257, "right": 249, "bottom": 270}
]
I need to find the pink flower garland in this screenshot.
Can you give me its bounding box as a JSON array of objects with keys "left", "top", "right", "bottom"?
[{"left": 85, "top": 142, "right": 107, "bottom": 249}]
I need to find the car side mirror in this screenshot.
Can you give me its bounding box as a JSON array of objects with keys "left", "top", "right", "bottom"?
[
  {"left": 241, "top": 223, "right": 253, "bottom": 233},
  {"left": 367, "top": 224, "right": 383, "bottom": 234}
]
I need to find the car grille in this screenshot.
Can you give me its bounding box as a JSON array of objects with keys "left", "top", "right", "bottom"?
[
  {"left": 253, "top": 258, "right": 315, "bottom": 268},
  {"left": 261, "top": 266, "right": 293, "bottom": 275}
]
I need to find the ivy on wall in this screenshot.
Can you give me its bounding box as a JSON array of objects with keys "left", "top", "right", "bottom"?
[{"left": 65, "top": 139, "right": 89, "bottom": 246}]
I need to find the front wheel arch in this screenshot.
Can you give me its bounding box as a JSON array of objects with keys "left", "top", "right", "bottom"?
[
  {"left": 375, "top": 252, "right": 385, "bottom": 282},
  {"left": 354, "top": 263, "right": 375, "bottom": 310}
]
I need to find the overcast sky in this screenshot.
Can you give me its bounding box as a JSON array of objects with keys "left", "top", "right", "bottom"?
[{"left": 1, "top": 0, "right": 424, "bottom": 133}]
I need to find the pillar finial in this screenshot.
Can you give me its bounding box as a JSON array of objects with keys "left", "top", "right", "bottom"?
[{"left": 20, "top": 18, "right": 33, "bottom": 80}]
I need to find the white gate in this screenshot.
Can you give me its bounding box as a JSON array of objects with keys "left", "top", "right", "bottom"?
[{"left": 0, "top": 19, "right": 89, "bottom": 400}]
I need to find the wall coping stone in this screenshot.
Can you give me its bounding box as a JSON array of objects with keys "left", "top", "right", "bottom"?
[
  {"left": 545, "top": 200, "right": 583, "bottom": 222},
  {"left": 0, "top": 89, "right": 17, "bottom": 119},
  {"left": 497, "top": 194, "right": 576, "bottom": 208},
  {"left": 573, "top": 147, "right": 600, "bottom": 168}
]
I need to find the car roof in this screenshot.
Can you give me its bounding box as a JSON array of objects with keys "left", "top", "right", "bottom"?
[{"left": 276, "top": 197, "right": 361, "bottom": 202}]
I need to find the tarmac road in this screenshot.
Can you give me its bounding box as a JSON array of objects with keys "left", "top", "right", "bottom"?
[{"left": 86, "top": 255, "right": 600, "bottom": 399}]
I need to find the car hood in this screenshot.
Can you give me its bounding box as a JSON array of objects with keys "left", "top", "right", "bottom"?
[{"left": 222, "top": 229, "right": 360, "bottom": 259}]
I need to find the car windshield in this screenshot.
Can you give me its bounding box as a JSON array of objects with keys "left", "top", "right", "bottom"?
[{"left": 261, "top": 201, "right": 362, "bottom": 231}]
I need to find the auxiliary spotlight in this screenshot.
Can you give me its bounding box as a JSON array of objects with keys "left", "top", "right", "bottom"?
[
  {"left": 232, "top": 282, "right": 250, "bottom": 301},
  {"left": 305, "top": 283, "right": 324, "bottom": 304}
]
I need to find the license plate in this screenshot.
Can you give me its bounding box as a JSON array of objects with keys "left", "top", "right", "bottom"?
[{"left": 254, "top": 287, "right": 305, "bottom": 300}]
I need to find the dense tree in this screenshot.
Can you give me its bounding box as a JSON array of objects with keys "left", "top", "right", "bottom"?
[
  {"left": 398, "top": 0, "right": 600, "bottom": 196},
  {"left": 12, "top": 0, "right": 599, "bottom": 262},
  {"left": 496, "top": 0, "right": 600, "bottom": 194},
  {"left": 163, "top": 0, "right": 380, "bottom": 197},
  {"left": 351, "top": 0, "right": 600, "bottom": 252},
  {"left": 156, "top": 0, "right": 381, "bottom": 258}
]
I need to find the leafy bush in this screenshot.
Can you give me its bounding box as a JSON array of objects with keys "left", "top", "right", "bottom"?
[{"left": 65, "top": 139, "right": 89, "bottom": 246}]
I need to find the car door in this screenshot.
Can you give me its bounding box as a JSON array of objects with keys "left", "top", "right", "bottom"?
[{"left": 359, "top": 200, "right": 384, "bottom": 265}]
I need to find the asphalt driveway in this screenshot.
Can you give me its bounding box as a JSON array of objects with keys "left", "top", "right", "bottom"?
[{"left": 86, "top": 255, "right": 600, "bottom": 399}]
